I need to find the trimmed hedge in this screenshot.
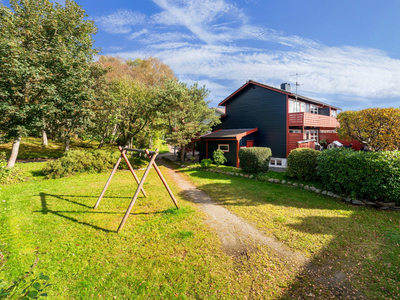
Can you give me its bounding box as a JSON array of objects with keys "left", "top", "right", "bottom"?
[
  {"left": 239, "top": 147, "right": 272, "bottom": 173},
  {"left": 287, "top": 148, "right": 320, "bottom": 181},
  {"left": 43, "top": 150, "right": 148, "bottom": 178},
  {"left": 317, "top": 148, "right": 400, "bottom": 204}
]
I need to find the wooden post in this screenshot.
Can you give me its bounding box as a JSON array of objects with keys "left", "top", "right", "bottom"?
[
  {"left": 94, "top": 154, "right": 123, "bottom": 209},
  {"left": 119, "top": 146, "right": 146, "bottom": 197},
  {"left": 145, "top": 149, "right": 179, "bottom": 209},
  {"left": 117, "top": 151, "right": 158, "bottom": 232}
]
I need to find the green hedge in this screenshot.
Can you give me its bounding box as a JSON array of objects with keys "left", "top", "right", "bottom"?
[
  {"left": 239, "top": 147, "right": 272, "bottom": 173},
  {"left": 287, "top": 148, "right": 320, "bottom": 181},
  {"left": 43, "top": 150, "right": 148, "bottom": 178},
  {"left": 317, "top": 148, "right": 400, "bottom": 204}
]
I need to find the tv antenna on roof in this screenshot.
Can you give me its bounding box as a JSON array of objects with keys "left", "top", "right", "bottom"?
[{"left": 290, "top": 73, "right": 305, "bottom": 100}]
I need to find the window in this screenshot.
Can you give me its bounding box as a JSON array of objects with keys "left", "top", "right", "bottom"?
[
  {"left": 320, "top": 129, "right": 336, "bottom": 133},
  {"left": 306, "top": 103, "right": 310, "bottom": 113},
  {"left": 305, "top": 130, "right": 318, "bottom": 141},
  {"left": 289, "top": 100, "right": 301, "bottom": 112},
  {"left": 331, "top": 110, "right": 337, "bottom": 118},
  {"left": 289, "top": 129, "right": 302, "bottom": 133},
  {"left": 311, "top": 105, "right": 318, "bottom": 114},
  {"left": 301, "top": 102, "right": 305, "bottom": 112},
  {"left": 270, "top": 159, "right": 276, "bottom": 165},
  {"left": 218, "top": 144, "right": 229, "bottom": 152}
]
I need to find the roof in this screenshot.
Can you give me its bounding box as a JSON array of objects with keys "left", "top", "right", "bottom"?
[
  {"left": 218, "top": 80, "right": 342, "bottom": 111},
  {"left": 200, "top": 128, "right": 258, "bottom": 140}
]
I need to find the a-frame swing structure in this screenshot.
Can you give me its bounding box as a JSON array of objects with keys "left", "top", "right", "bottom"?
[{"left": 94, "top": 146, "right": 179, "bottom": 232}]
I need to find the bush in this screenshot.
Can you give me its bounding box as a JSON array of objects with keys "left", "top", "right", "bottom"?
[
  {"left": 238, "top": 147, "right": 272, "bottom": 173},
  {"left": 200, "top": 159, "right": 213, "bottom": 168},
  {"left": 42, "top": 150, "right": 149, "bottom": 178},
  {"left": 287, "top": 148, "right": 320, "bottom": 181},
  {"left": 212, "top": 149, "right": 227, "bottom": 167},
  {"left": 317, "top": 148, "right": 400, "bottom": 204},
  {"left": 0, "top": 152, "right": 10, "bottom": 182}
]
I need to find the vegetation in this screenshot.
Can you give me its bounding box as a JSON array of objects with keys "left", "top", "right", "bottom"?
[
  {"left": 287, "top": 148, "right": 320, "bottom": 181},
  {"left": 212, "top": 149, "right": 227, "bottom": 167},
  {"left": 317, "top": 148, "right": 400, "bottom": 203},
  {"left": 200, "top": 158, "right": 213, "bottom": 168},
  {"left": 0, "top": 0, "right": 99, "bottom": 167},
  {"left": 180, "top": 167, "right": 400, "bottom": 299},
  {"left": 337, "top": 107, "right": 400, "bottom": 151},
  {"left": 156, "top": 79, "right": 220, "bottom": 163},
  {"left": 238, "top": 147, "right": 271, "bottom": 173}
]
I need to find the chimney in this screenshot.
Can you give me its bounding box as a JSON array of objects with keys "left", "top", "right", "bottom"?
[{"left": 280, "top": 83, "right": 291, "bottom": 92}]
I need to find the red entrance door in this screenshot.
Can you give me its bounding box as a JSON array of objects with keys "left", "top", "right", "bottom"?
[{"left": 246, "top": 140, "right": 254, "bottom": 147}]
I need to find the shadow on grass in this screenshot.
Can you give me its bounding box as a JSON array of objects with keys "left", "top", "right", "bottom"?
[
  {"left": 177, "top": 168, "right": 400, "bottom": 299},
  {"left": 37, "top": 192, "right": 164, "bottom": 234}
]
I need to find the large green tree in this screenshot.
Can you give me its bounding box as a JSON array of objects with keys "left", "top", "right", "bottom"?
[
  {"left": 156, "top": 79, "right": 220, "bottom": 162},
  {"left": 0, "top": 0, "right": 98, "bottom": 167}
]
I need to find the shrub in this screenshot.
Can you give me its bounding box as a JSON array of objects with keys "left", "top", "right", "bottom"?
[
  {"left": 238, "top": 147, "right": 272, "bottom": 173},
  {"left": 317, "top": 148, "right": 400, "bottom": 204},
  {"left": 200, "top": 159, "right": 213, "bottom": 168},
  {"left": 41, "top": 150, "right": 148, "bottom": 178},
  {"left": 0, "top": 152, "right": 10, "bottom": 182},
  {"left": 212, "top": 149, "right": 227, "bottom": 167},
  {"left": 287, "top": 148, "right": 320, "bottom": 181}
]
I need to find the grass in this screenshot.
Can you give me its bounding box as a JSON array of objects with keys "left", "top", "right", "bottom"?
[
  {"left": 0, "top": 137, "right": 170, "bottom": 160},
  {"left": 179, "top": 167, "right": 400, "bottom": 299},
  {"left": 1, "top": 163, "right": 296, "bottom": 299}
]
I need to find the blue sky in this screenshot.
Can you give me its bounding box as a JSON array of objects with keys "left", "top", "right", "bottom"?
[{"left": 7, "top": 0, "right": 400, "bottom": 110}]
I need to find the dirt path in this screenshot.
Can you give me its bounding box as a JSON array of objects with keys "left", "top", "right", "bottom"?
[
  {"left": 159, "top": 157, "right": 307, "bottom": 263},
  {"left": 157, "top": 156, "right": 365, "bottom": 298}
]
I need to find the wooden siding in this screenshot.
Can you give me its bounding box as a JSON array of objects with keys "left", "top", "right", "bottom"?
[
  {"left": 287, "top": 133, "right": 303, "bottom": 154},
  {"left": 288, "top": 112, "right": 340, "bottom": 128},
  {"left": 298, "top": 140, "right": 315, "bottom": 149},
  {"left": 214, "top": 84, "right": 287, "bottom": 158}
]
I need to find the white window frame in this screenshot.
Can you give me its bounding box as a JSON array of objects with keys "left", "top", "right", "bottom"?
[
  {"left": 311, "top": 105, "right": 318, "bottom": 114},
  {"left": 331, "top": 110, "right": 337, "bottom": 118},
  {"left": 305, "top": 130, "right": 318, "bottom": 141},
  {"left": 218, "top": 144, "right": 230, "bottom": 152},
  {"left": 289, "top": 100, "right": 301, "bottom": 113}
]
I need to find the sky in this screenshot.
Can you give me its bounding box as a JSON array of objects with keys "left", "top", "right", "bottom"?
[{"left": 6, "top": 0, "right": 400, "bottom": 111}]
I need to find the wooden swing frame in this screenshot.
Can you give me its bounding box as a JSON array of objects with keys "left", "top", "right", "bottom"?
[{"left": 93, "top": 146, "right": 179, "bottom": 232}]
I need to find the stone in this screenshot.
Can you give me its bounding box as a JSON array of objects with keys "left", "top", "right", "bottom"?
[
  {"left": 315, "top": 189, "right": 321, "bottom": 194},
  {"left": 393, "top": 206, "right": 400, "bottom": 210},
  {"left": 385, "top": 202, "right": 396, "bottom": 207},
  {"left": 322, "top": 191, "right": 327, "bottom": 195},
  {"left": 240, "top": 173, "right": 244, "bottom": 177},
  {"left": 274, "top": 179, "right": 280, "bottom": 184},
  {"left": 244, "top": 175, "right": 249, "bottom": 178},
  {"left": 333, "top": 194, "right": 340, "bottom": 198},
  {"left": 236, "top": 173, "right": 239, "bottom": 176},
  {"left": 310, "top": 186, "right": 316, "bottom": 192},
  {"left": 299, "top": 183, "right": 304, "bottom": 187},
  {"left": 378, "top": 206, "right": 390, "bottom": 210},
  {"left": 365, "top": 201, "right": 377, "bottom": 206},
  {"left": 304, "top": 185, "right": 310, "bottom": 190},
  {"left": 343, "top": 197, "right": 352, "bottom": 203},
  {"left": 281, "top": 180, "right": 286, "bottom": 184},
  {"left": 268, "top": 178, "right": 274, "bottom": 183},
  {"left": 292, "top": 183, "right": 298, "bottom": 187},
  {"left": 351, "top": 200, "right": 364, "bottom": 205},
  {"left": 249, "top": 175, "right": 254, "bottom": 179},
  {"left": 287, "top": 181, "right": 292, "bottom": 185},
  {"left": 327, "top": 192, "right": 334, "bottom": 197}
]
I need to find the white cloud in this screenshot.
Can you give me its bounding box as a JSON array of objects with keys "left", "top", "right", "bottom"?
[
  {"left": 95, "top": 10, "right": 146, "bottom": 34},
  {"left": 99, "top": 0, "right": 400, "bottom": 109}
]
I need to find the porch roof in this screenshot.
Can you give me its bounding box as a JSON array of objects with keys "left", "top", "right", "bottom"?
[{"left": 200, "top": 128, "right": 258, "bottom": 140}]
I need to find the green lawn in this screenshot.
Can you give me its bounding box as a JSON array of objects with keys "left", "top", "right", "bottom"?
[
  {"left": 2, "top": 159, "right": 400, "bottom": 299},
  {"left": 179, "top": 167, "right": 400, "bottom": 299}
]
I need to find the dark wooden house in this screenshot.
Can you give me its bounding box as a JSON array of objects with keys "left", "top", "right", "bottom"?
[{"left": 198, "top": 80, "right": 343, "bottom": 168}]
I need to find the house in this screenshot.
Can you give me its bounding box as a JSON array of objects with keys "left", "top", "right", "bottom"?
[{"left": 198, "top": 80, "right": 346, "bottom": 168}]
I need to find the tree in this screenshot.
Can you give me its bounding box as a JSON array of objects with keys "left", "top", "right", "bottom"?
[
  {"left": 0, "top": 0, "right": 98, "bottom": 166},
  {"left": 337, "top": 108, "right": 400, "bottom": 151},
  {"left": 156, "top": 79, "right": 220, "bottom": 162}
]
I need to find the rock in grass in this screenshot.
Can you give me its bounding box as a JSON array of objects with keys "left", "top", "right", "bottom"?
[
  {"left": 287, "top": 181, "right": 291, "bottom": 185},
  {"left": 351, "top": 199, "right": 364, "bottom": 205},
  {"left": 249, "top": 175, "right": 253, "bottom": 179},
  {"left": 315, "top": 189, "right": 321, "bottom": 193},
  {"left": 281, "top": 180, "right": 286, "bottom": 184},
  {"left": 310, "top": 186, "right": 316, "bottom": 192},
  {"left": 292, "top": 183, "right": 298, "bottom": 187},
  {"left": 274, "top": 179, "right": 280, "bottom": 184},
  {"left": 343, "top": 197, "right": 352, "bottom": 203},
  {"left": 268, "top": 178, "right": 274, "bottom": 183},
  {"left": 299, "top": 183, "right": 304, "bottom": 187},
  {"left": 304, "top": 185, "right": 310, "bottom": 190},
  {"left": 321, "top": 191, "right": 327, "bottom": 195},
  {"left": 327, "top": 191, "right": 334, "bottom": 197}
]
